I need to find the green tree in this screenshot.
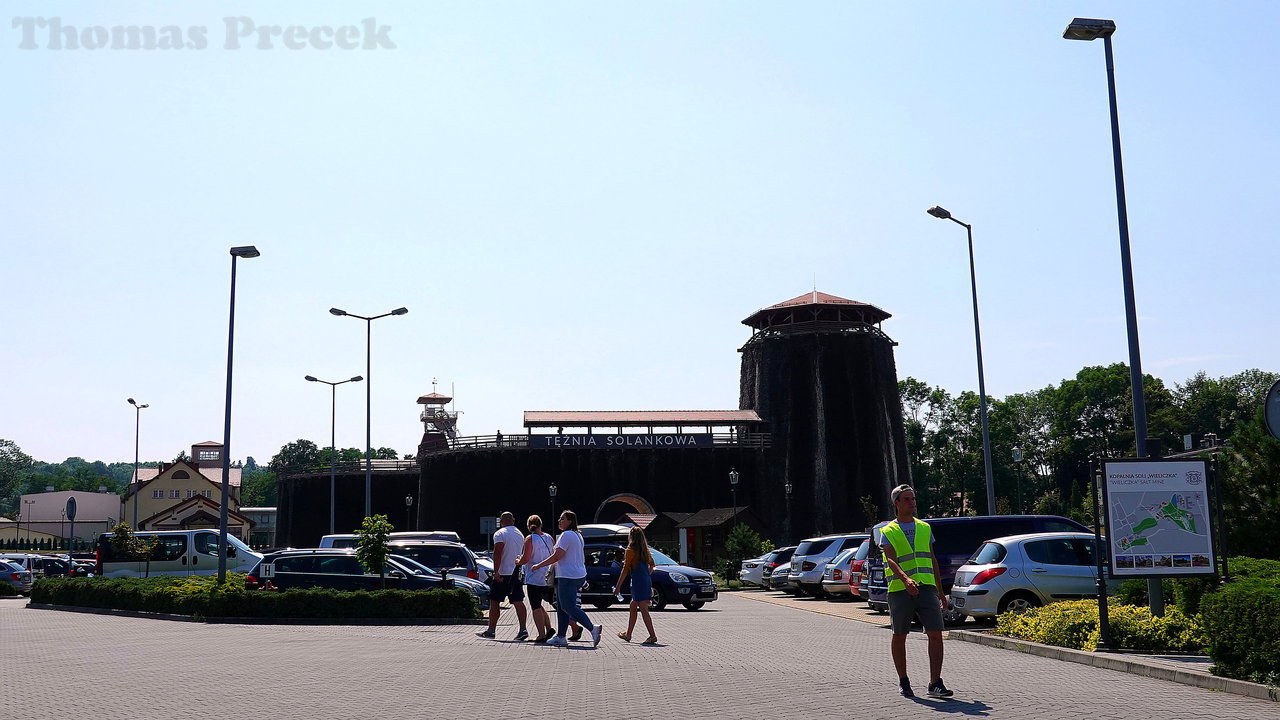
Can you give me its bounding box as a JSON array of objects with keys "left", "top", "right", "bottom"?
[
  {"left": 0, "top": 439, "right": 34, "bottom": 517},
  {"left": 722, "top": 524, "right": 767, "bottom": 581},
  {"left": 356, "top": 514, "right": 394, "bottom": 588},
  {"left": 240, "top": 469, "right": 278, "bottom": 507},
  {"left": 1217, "top": 408, "right": 1280, "bottom": 560},
  {"left": 268, "top": 439, "right": 322, "bottom": 477},
  {"left": 108, "top": 521, "right": 159, "bottom": 577}
]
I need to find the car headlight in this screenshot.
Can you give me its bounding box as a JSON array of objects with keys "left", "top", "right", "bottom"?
[{"left": 669, "top": 572, "right": 690, "bottom": 583}]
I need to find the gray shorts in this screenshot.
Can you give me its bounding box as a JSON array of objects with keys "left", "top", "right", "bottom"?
[{"left": 887, "top": 588, "right": 945, "bottom": 634}]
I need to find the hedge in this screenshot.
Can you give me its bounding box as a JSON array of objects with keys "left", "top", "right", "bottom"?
[
  {"left": 994, "top": 600, "right": 1205, "bottom": 653},
  {"left": 1200, "top": 578, "right": 1280, "bottom": 686},
  {"left": 31, "top": 576, "right": 480, "bottom": 620},
  {"left": 0, "top": 582, "right": 17, "bottom": 597}
]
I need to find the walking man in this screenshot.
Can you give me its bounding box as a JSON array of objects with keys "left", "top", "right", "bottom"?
[
  {"left": 880, "top": 484, "right": 953, "bottom": 698},
  {"left": 477, "top": 511, "right": 530, "bottom": 640}
]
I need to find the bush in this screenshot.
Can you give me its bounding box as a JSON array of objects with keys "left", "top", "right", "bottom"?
[
  {"left": 994, "top": 600, "right": 1205, "bottom": 653},
  {"left": 31, "top": 576, "right": 478, "bottom": 620},
  {"left": 1200, "top": 578, "right": 1280, "bottom": 685},
  {"left": 0, "top": 582, "right": 17, "bottom": 597}
]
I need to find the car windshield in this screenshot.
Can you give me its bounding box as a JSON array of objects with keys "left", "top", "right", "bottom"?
[
  {"left": 650, "top": 549, "right": 679, "bottom": 566},
  {"left": 389, "top": 555, "right": 442, "bottom": 578},
  {"left": 795, "top": 538, "right": 834, "bottom": 556}
]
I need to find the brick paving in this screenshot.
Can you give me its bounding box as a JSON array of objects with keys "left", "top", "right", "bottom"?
[{"left": 2, "top": 593, "right": 1273, "bottom": 719}]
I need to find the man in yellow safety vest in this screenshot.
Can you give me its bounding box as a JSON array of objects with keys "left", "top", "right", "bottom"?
[{"left": 880, "top": 484, "right": 953, "bottom": 699}]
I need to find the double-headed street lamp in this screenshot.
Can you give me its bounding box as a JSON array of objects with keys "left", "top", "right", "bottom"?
[
  {"left": 305, "top": 374, "right": 363, "bottom": 534},
  {"left": 219, "top": 245, "right": 260, "bottom": 584},
  {"left": 329, "top": 306, "right": 408, "bottom": 518},
  {"left": 127, "top": 397, "right": 149, "bottom": 527},
  {"left": 927, "top": 206, "right": 996, "bottom": 516}
]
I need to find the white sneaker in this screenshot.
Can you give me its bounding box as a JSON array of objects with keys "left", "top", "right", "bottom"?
[
  {"left": 591, "top": 624, "right": 603, "bottom": 647},
  {"left": 546, "top": 635, "right": 568, "bottom": 647}
]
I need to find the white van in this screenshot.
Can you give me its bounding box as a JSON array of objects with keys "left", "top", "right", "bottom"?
[
  {"left": 95, "top": 530, "right": 263, "bottom": 578},
  {"left": 320, "top": 531, "right": 463, "bottom": 548}
]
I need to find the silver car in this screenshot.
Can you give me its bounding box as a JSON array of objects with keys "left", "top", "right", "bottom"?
[
  {"left": 2, "top": 560, "right": 34, "bottom": 596},
  {"left": 788, "top": 533, "right": 867, "bottom": 597},
  {"left": 739, "top": 554, "right": 771, "bottom": 587},
  {"left": 949, "top": 532, "right": 1111, "bottom": 622},
  {"left": 768, "top": 561, "right": 793, "bottom": 591}
]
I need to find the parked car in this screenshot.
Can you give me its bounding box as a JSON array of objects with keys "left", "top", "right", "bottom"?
[
  {"left": 865, "top": 515, "right": 1090, "bottom": 621},
  {"left": 788, "top": 533, "right": 868, "bottom": 597},
  {"left": 758, "top": 546, "right": 796, "bottom": 588},
  {"left": 579, "top": 543, "right": 717, "bottom": 611},
  {"left": 318, "top": 534, "right": 359, "bottom": 549},
  {"left": 0, "top": 553, "right": 47, "bottom": 579},
  {"left": 246, "top": 549, "right": 488, "bottom": 609},
  {"left": 95, "top": 530, "right": 263, "bottom": 578},
  {"left": 950, "top": 532, "right": 1114, "bottom": 623},
  {"left": 387, "top": 540, "right": 493, "bottom": 584},
  {"left": 388, "top": 530, "right": 463, "bottom": 543},
  {"left": 845, "top": 539, "right": 873, "bottom": 600},
  {"left": 768, "top": 561, "right": 793, "bottom": 592},
  {"left": 0, "top": 553, "right": 76, "bottom": 578},
  {"left": 820, "top": 546, "right": 860, "bottom": 599},
  {"left": 578, "top": 524, "right": 631, "bottom": 540},
  {"left": 1, "top": 560, "right": 34, "bottom": 595},
  {"left": 739, "top": 553, "right": 771, "bottom": 587}
]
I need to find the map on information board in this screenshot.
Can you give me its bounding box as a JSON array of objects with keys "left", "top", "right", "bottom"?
[{"left": 1103, "top": 459, "right": 1215, "bottom": 577}]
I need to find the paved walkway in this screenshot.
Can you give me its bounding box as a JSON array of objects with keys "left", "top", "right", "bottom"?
[{"left": 3, "top": 594, "right": 1274, "bottom": 719}]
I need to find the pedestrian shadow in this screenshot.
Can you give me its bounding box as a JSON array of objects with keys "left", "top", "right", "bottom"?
[{"left": 909, "top": 697, "right": 991, "bottom": 716}]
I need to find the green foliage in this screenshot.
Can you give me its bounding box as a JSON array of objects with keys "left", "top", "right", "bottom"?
[
  {"left": 356, "top": 514, "right": 393, "bottom": 584},
  {"left": 1218, "top": 409, "right": 1280, "bottom": 561},
  {"left": 268, "top": 439, "right": 322, "bottom": 476},
  {"left": 108, "top": 522, "right": 159, "bottom": 577},
  {"left": 0, "top": 582, "right": 17, "bottom": 596},
  {"left": 239, "top": 469, "right": 278, "bottom": 507},
  {"left": 30, "top": 575, "right": 478, "bottom": 620},
  {"left": 1200, "top": 578, "right": 1280, "bottom": 685},
  {"left": 721, "top": 524, "right": 766, "bottom": 581},
  {"left": 758, "top": 538, "right": 776, "bottom": 555},
  {"left": 994, "top": 600, "right": 1205, "bottom": 653}
]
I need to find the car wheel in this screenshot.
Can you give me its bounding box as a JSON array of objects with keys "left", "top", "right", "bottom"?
[
  {"left": 998, "top": 591, "right": 1041, "bottom": 615},
  {"left": 683, "top": 601, "right": 705, "bottom": 611},
  {"left": 649, "top": 588, "right": 667, "bottom": 611}
]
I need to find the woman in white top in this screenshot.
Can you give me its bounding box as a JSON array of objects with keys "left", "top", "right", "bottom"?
[
  {"left": 517, "top": 514, "right": 558, "bottom": 643},
  {"left": 530, "top": 510, "right": 603, "bottom": 647}
]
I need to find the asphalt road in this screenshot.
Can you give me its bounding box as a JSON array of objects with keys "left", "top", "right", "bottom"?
[{"left": 2, "top": 593, "right": 1272, "bottom": 719}]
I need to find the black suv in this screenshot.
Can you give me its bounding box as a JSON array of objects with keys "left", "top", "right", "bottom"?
[
  {"left": 865, "top": 514, "right": 1089, "bottom": 622},
  {"left": 248, "top": 549, "right": 464, "bottom": 593},
  {"left": 581, "top": 543, "right": 718, "bottom": 611}
]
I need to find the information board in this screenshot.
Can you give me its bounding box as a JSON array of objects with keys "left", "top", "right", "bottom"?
[{"left": 1102, "top": 459, "right": 1215, "bottom": 577}]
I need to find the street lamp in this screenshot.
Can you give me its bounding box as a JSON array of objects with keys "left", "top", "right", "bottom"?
[
  {"left": 548, "top": 482, "right": 558, "bottom": 523},
  {"left": 783, "top": 480, "right": 793, "bottom": 545},
  {"left": 1062, "top": 18, "right": 1148, "bottom": 458},
  {"left": 127, "top": 397, "right": 149, "bottom": 527},
  {"left": 404, "top": 494, "right": 414, "bottom": 532},
  {"left": 1065, "top": 17, "right": 1156, "bottom": 618},
  {"left": 22, "top": 499, "right": 35, "bottom": 542},
  {"left": 728, "top": 468, "right": 740, "bottom": 528},
  {"left": 927, "top": 205, "right": 997, "bottom": 516},
  {"left": 329, "top": 306, "right": 408, "bottom": 518},
  {"left": 305, "top": 374, "right": 364, "bottom": 534},
  {"left": 219, "top": 245, "right": 260, "bottom": 584}
]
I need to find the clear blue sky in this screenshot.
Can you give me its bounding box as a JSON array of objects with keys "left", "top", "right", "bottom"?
[{"left": 3, "top": 2, "right": 1276, "bottom": 465}]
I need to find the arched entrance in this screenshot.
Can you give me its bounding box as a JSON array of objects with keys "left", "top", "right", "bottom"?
[{"left": 593, "top": 493, "right": 655, "bottom": 523}]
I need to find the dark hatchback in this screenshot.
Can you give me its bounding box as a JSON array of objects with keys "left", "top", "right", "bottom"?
[
  {"left": 246, "top": 549, "right": 488, "bottom": 608},
  {"left": 580, "top": 543, "right": 718, "bottom": 611},
  {"left": 865, "top": 514, "right": 1090, "bottom": 621}
]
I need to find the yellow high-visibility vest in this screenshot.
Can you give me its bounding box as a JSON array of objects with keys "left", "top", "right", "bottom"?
[{"left": 881, "top": 519, "right": 937, "bottom": 592}]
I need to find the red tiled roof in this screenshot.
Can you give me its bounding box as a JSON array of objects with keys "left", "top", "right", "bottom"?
[
  {"left": 417, "top": 393, "right": 453, "bottom": 404},
  {"left": 743, "top": 290, "right": 891, "bottom": 328},
  {"left": 762, "top": 291, "right": 869, "bottom": 311},
  {"left": 523, "top": 410, "right": 763, "bottom": 427}
]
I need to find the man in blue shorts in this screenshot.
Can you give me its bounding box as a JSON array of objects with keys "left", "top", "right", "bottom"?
[{"left": 477, "top": 511, "right": 529, "bottom": 640}]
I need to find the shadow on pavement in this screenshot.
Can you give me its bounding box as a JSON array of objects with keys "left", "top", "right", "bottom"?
[{"left": 909, "top": 697, "right": 992, "bottom": 716}]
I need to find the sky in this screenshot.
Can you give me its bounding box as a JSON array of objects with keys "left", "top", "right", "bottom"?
[{"left": 2, "top": 1, "right": 1277, "bottom": 467}]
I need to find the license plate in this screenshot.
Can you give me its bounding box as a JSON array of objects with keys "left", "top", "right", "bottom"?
[{"left": 952, "top": 596, "right": 965, "bottom": 608}]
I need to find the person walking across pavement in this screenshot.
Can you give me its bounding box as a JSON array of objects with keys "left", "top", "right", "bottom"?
[
  {"left": 613, "top": 525, "right": 658, "bottom": 644},
  {"left": 880, "top": 484, "right": 953, "bottom": 699},
  {"left": 529, "top": 509, "right": 602, "bottom": 648},
  {"left": 477, "top": 511, "right": 530, "bottom": 640},
  {"left": 516, "top": 514, "right": 558, "bottom": 643}
]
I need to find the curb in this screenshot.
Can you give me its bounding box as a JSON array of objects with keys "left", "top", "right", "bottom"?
[
  {"left": 26, "top": 603, "right": 484, "bottom": 626},
  {"left": 949, "top": 629, "right": 1278, "bottom": 703}
]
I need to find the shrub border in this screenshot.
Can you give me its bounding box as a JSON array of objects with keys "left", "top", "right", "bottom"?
[
  {"left": 26, "top": 603, "right": 484, "bottom": 626},
  {"left": 950, "top": 629, "right": 1278, "bottom": 703}
]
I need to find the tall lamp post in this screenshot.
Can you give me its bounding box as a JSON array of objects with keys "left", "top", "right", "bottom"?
[
  {"left": 1064, "top": 17, "right": 1159, "bottom": 615},
  {"left": 549, "top": 482, "right": 558, "bottom": 523},
  {"left": 784, "top": 480, "right": 793, "bottom": 545},
  {"left": 927, "top": 206, "right": 996, "bottom": 515},
  {"left": 305, "top": 374, "right": 364, "bottom": 534},
  {"left": 329, "top": 306, "right": 408, "bottom": 519},
  {"left": 22, "top": 499, "right": 35, "bottom": 542},
  {"left": 127, "top": 397, "right": 149, "bottom": 527},
  {"left": 728, "top": 468, "right": 740, "bottom": 528},
  {"left": 219, "top": 245, "right": 260, "bottom": 584}
]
